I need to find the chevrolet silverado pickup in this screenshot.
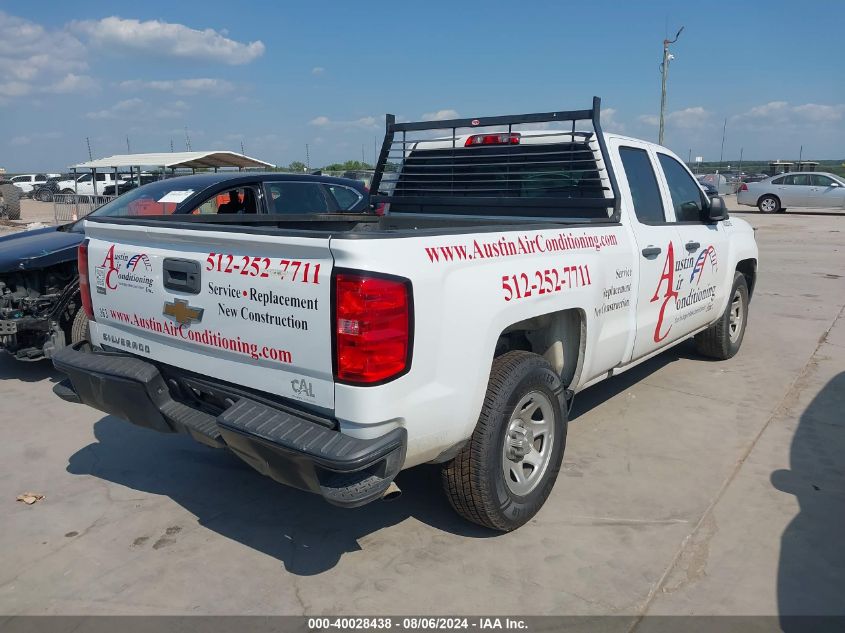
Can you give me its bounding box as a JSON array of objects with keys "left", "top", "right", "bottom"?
[{"left": 53, "top": 98, "right": 758, "bottom": 531}]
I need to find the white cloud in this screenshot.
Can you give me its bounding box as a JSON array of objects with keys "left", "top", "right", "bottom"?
[
  {"left": 86, "top": 97, "right": 188, "bottom": 120},
  {"left": 86, "top": 98, "right": 144, "bottom": 119},
  {"left": 309, "top": 115, "right": 379, "bottom": 130},
  {"left": 47, "top": 73, "right": 98, "bottom": 94},
  {"left": 422, "top": 109, "right": 459, "bottom": 121},
  {"left": 732, "top": 101, "right": 845, "bottom": 127},
  {"left": 0, "top": 11, "right": 90, "bottom": 101},
  {"left": 119, "top": 78, "right": 234, "bottom": 95},
  {"left": 639, "top": 106, "right": 711, "bottom": 129},
  {"left": 71, "top": 16, "right": 264, "bottom": 65},
  {"left": 10, "top": 131, "right": 63, "bottom": 146},
  {"left": 600, "top": 108, "right": 625, "bottom": 133},
  {"left": 311, "top": 66, "right": 325, "bottom": 75}
]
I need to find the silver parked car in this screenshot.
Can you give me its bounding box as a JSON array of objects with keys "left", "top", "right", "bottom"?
[{"left": 737, "top": 172, "right": 845, "bottom": 213}]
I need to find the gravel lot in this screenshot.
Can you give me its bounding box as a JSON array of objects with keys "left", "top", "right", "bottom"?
[{"left": 0, "top": 199, "right": 843, "bottom": 619}]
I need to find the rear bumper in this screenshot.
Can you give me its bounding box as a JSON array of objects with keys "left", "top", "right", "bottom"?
[{"left": 52, "top": 343, "right": 406, "bottom": 507}]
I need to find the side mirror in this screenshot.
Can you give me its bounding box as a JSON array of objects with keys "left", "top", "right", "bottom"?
[
  {"left": 707, "top": 196, "right": 728, "bottom": 222},
  {"left": 830, "top": 181, "right": 842, "bottom": 188}
]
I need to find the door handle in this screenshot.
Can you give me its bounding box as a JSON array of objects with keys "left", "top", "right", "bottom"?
[
  {"left": 641, "top": 246, "right": 662, "bottom": 258},
  {"left": 685, "top": 241, "right": 700, "bottom": 252}
]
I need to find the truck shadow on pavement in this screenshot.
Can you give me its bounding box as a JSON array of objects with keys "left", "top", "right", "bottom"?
[
  {"left": 67, "top": 415, "right": 494, "bottom": 575},
  {"left": 569, "top": 341, "right": 693, "bottom": 419},
  {"left": 0, "top": 354, "right": 62, "bottom": 383},
  {"left": 772, "top": 371, "right": 845, "bottom": 627}
]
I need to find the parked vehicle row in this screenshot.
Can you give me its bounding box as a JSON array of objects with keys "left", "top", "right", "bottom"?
[{"left": 51, "top": 99, "right": 759, "bottom": 531}]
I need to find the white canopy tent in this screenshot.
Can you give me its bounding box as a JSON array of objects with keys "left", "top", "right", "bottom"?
[{"left": 68, "top": 151, "right": 276, "bottom": 195}]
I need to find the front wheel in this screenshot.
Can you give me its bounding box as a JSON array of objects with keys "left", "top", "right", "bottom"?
[
  {"left": 35, "top": 188, "right": 53, "bottom": 202},
  {"left": 694, "top": 272, "right": 749, "bottom": 360},
  {"left": 441, "top": 351, "right": 567, "bottom": 531},
  {"left": 758, "top": 195, "right": 780, "bottom": 213}
]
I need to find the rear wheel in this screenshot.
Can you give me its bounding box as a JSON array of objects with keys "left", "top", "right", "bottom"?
[
  {"left": 70, "top": 308, "right": 90, "bottom": 344},
  {"left": 694, "top": 272, "right": 749, "bottom": 360},
  {"left": 61, "top": 188, "right": 74, "bottom": 194},
  {"left": 758, "top": 195, "right": 780, "bottom": 214},
  {"left": 0, "top": 184, "right": 21, "bottom": 220},
  {"left": 441, "top": 351, "right": 566, "bottom": 531}
]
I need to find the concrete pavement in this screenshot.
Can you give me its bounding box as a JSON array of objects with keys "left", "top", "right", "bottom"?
[{"left": 0, "top": 207, "right": 843, "bottom": 618}]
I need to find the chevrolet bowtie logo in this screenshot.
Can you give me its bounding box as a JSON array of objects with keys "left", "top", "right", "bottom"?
[{"left": 163, "top": 298, "right": 204, "bottom": 325}]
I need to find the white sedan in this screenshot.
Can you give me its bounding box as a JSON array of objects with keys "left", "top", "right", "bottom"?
[{"left": 737, "top": 172, "right": 845, "bottom": 213}]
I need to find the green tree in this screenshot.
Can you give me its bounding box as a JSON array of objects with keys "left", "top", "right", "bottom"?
[
  {"left": 288, "top": 161, "right": 307, "bottom": 172},
  {"left": 323, "top": 160, "right": 374, "bottom": 172}
]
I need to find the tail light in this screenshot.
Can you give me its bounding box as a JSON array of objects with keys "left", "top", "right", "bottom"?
[
  {"left": 465, "top": 132, "right": 520, "bottom": 147},
  {"left": 334, "top": 272, "right": 412, "bottom": 384},
  {"left": 739, "top": 183, "right": 748, "bottom": 191},
  {"left": 77, "top": 239, "right": 95, "bottom": 321}
]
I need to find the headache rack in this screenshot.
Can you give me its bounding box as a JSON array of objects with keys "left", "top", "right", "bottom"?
[{"left": 370, "top": 96, "right": 621, "bottom": 223}]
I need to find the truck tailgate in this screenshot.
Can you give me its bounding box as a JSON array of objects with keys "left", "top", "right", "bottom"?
[{"left": 84, "top": 222, "right": 335, "bottom": 409}]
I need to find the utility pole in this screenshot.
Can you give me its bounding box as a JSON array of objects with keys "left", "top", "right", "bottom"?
[
  {"left": 718, "top": 118, "right": 727, "bottom": 173},
  {"left": 362, "top": 144, "right": 366, "bottom": 166},
  {"left": 658, "top": 25, "right": 684, "bottom": 145},
  {"left": 184, "top": 126, "right": 192, "bottom": 152},
  {"left": 798, "top": 144, "right": 803, "bottom": 169},
  {"left": 687, "top": 148, "right": 692, "bottom": 168},
  {"left": 86, "top": 137, "right": 93, "bottom": 161},
  {"left": 170, "top": 138, "right": 174, "bottom": 153},
  {"left": 738, "top": 147, "right": 744, "bottom": 178},
  {"left": 126, "top": 136, "right": 131, "bottom": 154},
  {"left": 240, "top": 140, "right": 246, "bottom": 155},
  {"left": 305, "top": 144, "right": 310, "bottom": 171}
]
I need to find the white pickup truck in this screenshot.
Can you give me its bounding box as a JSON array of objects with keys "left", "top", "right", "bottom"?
[{"left": 53, "top": 99, "right": 758, "bottom": 531}]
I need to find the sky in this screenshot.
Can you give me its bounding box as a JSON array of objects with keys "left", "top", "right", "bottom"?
[{"left": 1, "top": 0, "right": 843, "bottom": 172}]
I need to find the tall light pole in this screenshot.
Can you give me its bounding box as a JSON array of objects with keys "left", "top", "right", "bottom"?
[{"left": 658, "top": 26, "right": 684, "bottom": 146}]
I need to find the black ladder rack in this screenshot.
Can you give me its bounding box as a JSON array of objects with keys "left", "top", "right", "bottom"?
[{"left": 370, "top": 96, "right": 621, "bottom": 223}]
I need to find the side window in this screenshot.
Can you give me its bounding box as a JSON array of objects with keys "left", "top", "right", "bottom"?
[
  {"left": 619, "top": 147, "right": 665, "bottom": 223},
  {"left": 780, "top": 175, "right": 795, "bottom": 185},
  {"left": 189, "top": 187, "right": 259, "bottom": 215},
  {"left": 327, "top": 185, "right": 362, "bottom": 210},
  {"left": 772, "top": 176, "right": 785, "bottom": 185},
  {"left": 792, "top": 174, "right": 810, "bottom": 186},
  {"left": 35, "top": 174, "right": 46, "bottom": 181},
  {"left": 811, "top": 175, "right": 835, "bottom": 187},
  {"left": 265, "top": 182, "right": 331, "bottom": 214},
  {"left": 657, "top": 153, "right": 706, "bottom": 222}
]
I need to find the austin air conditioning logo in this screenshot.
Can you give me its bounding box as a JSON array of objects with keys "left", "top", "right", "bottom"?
[{"left": 95, "top": 245, "right": 155, "bottom": 294}]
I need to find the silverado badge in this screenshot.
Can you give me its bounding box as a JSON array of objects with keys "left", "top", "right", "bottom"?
[{"left": 163, "top": 298, "right": 204, "bottom": 325}]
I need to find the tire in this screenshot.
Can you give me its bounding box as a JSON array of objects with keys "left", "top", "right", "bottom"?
[
  {"left": 694, "top": 272, "right": 749, "bottom": 360},
  {"left": 441, "top": 351, "right": 567, "bottom": 531},
  {"left": 61, "top": 188, "right": 74, "bottom": 194},
  {"left": 70, "top": 308, "right": 90, "bottom": 344},
  {"left": 0, "top": 184, "right": 21, "bottom": 220},
  {"left": 757, "top": 194, "right": 780, "bottom": 214},
  {"left": 35, "top": 188, "right": 53, "bottom": 202}
]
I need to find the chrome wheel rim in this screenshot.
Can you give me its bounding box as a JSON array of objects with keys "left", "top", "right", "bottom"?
[
  {"left": 761, "top": 198, "right": 776, "bottom": 212},
  {"left": 501, "top": 391, "right": 555, "bottom": 496},
  {"left": 728, "top": 289, "right": 744, "bottom": 343}
]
